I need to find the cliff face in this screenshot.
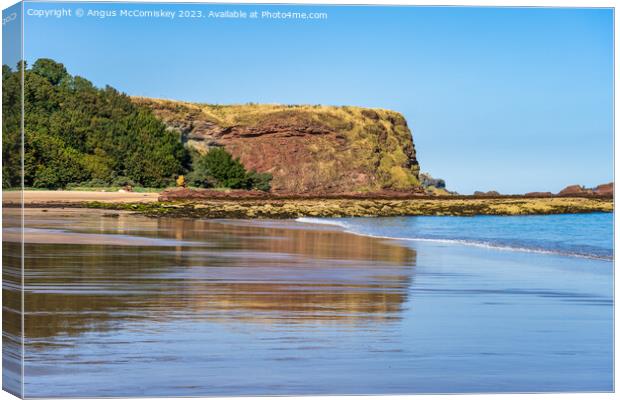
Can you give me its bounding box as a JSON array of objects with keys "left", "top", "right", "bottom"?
[{"left": 134, "top": 97, "right": 421, "bottom": 195}]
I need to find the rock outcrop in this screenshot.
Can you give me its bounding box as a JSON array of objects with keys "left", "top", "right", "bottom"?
[
  {"left": 594, "top": 182, "right": 613, "bottom": 197},
  {"left": 419, "top": 172, "right": 455, "bottom": 196},
  {"left": 524, "top": 192, "right": 553, "bottom": 197},
  {"left": 558, "top": 185, "right": 592, "bottom": 196},
  {"left": 420, "top": 172, "right": 446, "bottom": 190},
  {"left": 557, "top": 183, "right": 613, "bottom": 198},
  {"left": 473, "top": 190, "right": 501, "bottom": 197},
  {"left": 134, "top": 98, "right": 422, "bottom": 195}
]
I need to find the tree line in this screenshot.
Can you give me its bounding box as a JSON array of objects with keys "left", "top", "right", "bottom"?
[{"left": 2, "top": 59, "right": 271, "bottom": 191}]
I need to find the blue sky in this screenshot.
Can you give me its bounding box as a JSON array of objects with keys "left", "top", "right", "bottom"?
[{"left": 19, "top": 2, "right": 613, "bottom": 194}]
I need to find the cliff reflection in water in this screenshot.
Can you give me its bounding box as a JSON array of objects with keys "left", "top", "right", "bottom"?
[{"left": 9, "top": 210, "right": 416, "bottom": 345}]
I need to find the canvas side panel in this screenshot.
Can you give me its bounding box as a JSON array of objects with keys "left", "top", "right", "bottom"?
[{"left": 2, "top": 2, "right": 24, "bottom": 398}]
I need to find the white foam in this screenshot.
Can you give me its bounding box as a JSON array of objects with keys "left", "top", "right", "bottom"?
[{"left": 295, "top": 217, "right": 349, "bottom": 229}]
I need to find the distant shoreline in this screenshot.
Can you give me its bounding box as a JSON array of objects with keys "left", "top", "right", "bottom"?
[
  {"left": 2, "top": 189, "right": 614, "bottom": 202},
  {"left": 3, "top": 190, "right": 613, "bottom": 218}
]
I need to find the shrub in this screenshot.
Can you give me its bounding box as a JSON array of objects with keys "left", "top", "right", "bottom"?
[
  {"left": 189, "top": 148, "right": 272, "bottom": 191},
  {"left": 186, "top": 169, "right": 216, "bottom": 188},
  {"left": 247, "top": 171, "right": 273, "bottom": 192},
  {"left": 191, "top": 148, "right": 250, "bottom": 189},
  {"left": 111, "top": 176, "right": 136, "bottom": 187}
]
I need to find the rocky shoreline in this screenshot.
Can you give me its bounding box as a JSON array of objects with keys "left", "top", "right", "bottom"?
[{"left": 15, "top": 196, "right": 613, "bottom": 219}]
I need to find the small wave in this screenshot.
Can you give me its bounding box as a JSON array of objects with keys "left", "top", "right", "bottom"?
[
  {"left": 366, "top": 234, "right": 611, "bottom": 261},
  {"left": 295, "top": 218, "right": 612, "bottom": 261},
  {"left": 295, "top": 217, "right": 349, "bottom": 229}
]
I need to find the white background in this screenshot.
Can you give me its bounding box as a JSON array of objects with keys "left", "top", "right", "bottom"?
[{"left": 0, "top": 0, "right": 616, "bottom": 399}]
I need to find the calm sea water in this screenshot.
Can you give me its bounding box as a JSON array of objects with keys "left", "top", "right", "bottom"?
[
  {"left": 2, "top": 210, "right": 613, "bottom": 397},
  {"left": 299, "top": 213, "right": 614, "bottom": 260}
]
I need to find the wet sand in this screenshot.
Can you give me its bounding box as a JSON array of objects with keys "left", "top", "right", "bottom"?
[{"left": 2, "top": 209, "right": 613, "bottom": 397}]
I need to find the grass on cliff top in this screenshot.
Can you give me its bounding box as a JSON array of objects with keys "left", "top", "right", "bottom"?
[{"left": 134, "top": 97, "right": 407, "bottom": 130}]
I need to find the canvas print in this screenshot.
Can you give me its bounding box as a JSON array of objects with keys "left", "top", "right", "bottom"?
[{"left": 1, "top": 1, "right": 614, "bottom": 398}]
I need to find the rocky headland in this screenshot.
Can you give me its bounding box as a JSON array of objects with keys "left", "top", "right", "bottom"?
[{"left": 133, "top": 97, "right": 423, "bottom": 196}]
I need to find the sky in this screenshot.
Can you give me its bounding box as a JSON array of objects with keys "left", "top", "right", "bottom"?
[{"left": 15, "top": 2, "right": 614, "bottom": 194}]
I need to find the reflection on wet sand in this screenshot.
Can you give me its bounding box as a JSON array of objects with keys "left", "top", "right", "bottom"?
[
  {"left": 4, "top": 209, "right": 416, "bottom": 344},
  {"left": 3, "top": 206, "right": 23, "bottom": 397},
  {"left": 2, "top": 209, "right": 613, "bottom": 396}
]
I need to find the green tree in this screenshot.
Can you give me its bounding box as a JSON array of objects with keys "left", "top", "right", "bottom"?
[
  {"left": 31, "top": 58, "right": 68, "bottom": 85},
  {"left": 2, "top": 63, "right": 22, "bottom": 188}
]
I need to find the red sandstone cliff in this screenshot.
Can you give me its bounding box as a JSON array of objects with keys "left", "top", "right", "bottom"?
[{"left": 134, "top": 98, "right": 422, "bottom": 195}]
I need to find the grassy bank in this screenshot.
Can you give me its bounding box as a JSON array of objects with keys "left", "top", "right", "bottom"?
[{"left": 18, "top": 197, "right": 614, "bottom": 218}]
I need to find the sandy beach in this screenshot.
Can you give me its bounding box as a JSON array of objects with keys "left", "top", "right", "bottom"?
[{"left": 3, "top": 190, "right": 159, "bottom": 205}]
